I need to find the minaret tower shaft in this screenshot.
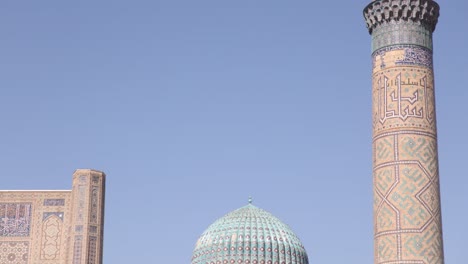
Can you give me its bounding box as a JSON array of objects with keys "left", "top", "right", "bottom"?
[{"left": 363, "top": 1, "right": 444, "bottom": 263}]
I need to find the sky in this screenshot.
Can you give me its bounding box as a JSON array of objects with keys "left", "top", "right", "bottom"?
[{"left": 1, "top": 1, "right": 467, "bottom": 263}]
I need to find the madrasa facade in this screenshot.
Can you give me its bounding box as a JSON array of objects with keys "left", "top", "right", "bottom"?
[
  {"left": 0, "top": 169, "right": 105, "bottom": 264},
  {"left": 190, "top": 0, "right": 445, "bottom": 264}
]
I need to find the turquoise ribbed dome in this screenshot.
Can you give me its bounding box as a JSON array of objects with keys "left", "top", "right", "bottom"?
[{"left": 192, "top": 203, "right": 309, "bottom": 264}]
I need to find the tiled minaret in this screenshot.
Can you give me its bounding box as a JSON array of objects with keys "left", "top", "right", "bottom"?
[{"left": 363, "top": 1, "right": 444, "bottom": 263}]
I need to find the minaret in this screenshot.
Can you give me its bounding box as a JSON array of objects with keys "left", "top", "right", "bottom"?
[
  {"left": 363, "top": 1, "right": 444, "bottom": 263},
  {"left": 68, "top": 169, "right": 106, "bottom": 264}
]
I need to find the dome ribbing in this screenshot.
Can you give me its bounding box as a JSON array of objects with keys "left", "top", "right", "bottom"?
[{"left": 192, "top": 203, "right": 309, "bottom": 264}]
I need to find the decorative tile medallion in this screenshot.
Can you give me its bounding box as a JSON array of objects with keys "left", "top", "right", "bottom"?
[{"left": 0, "top": 241, "right": 29, "bottom": 264}]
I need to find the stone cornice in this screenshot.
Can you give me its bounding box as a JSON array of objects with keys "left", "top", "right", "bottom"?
[{"left": 363, "top": 0, "right": 440, "bottom": 34}]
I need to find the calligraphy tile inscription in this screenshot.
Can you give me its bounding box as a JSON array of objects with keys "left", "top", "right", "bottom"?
[
  {"left": 372, "top": 47, "right": 436, "bottom": 134},
  {"left": 0, "top": 203, "right": 32, "bottom": 237}
]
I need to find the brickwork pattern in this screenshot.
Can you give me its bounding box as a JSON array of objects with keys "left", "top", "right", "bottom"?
[{"left": 371, "top": 34, "right": 444, "bottom": 264}]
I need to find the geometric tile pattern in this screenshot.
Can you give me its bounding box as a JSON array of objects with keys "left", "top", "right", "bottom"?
[
  {"left": 192, "top": 203, "right": 308, "bottom": 264},
  {"left": 0, "top": 242, "right": 29, "bottom": 264},
  {"left": 90, "top": 187, "right": 99, "bottom": 224},
  {"left": 72, "top": 235, "right": 83, "bottom": 264},
  {"left": 370, "top": 22, "right": 435, "bottom": 52},
  {"left": 40, "top": 213, "right": 63, "bottom": 260},
  {"left": 87, "top": 236, "right": 97, "bottom": 264},
  {"left": 364, "top": 1, "right": 444, "bottom": 263}
]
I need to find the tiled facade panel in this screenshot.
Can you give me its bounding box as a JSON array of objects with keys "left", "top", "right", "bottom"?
[
  {"left": 40, "top": 213, "right": 63, "bottom": 260},
  {"left": 0, "top": 169, "right": 105, "bottom": 264},
  {"left": 0, "top": 203, "right": 32, "bottom": 237}
]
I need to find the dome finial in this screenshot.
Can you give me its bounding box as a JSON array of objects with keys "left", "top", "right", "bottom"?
[{"left": 248, "top": 196, "right": 253, "bottom": 204}]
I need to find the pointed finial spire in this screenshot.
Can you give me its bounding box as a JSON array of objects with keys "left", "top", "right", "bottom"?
[{"left": 248, "top": 196, "right": 253, "bottom": 204}]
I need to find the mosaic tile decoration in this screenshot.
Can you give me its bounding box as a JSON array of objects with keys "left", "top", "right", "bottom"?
[
  {"left": 76, "top": 185, "right": 86, "bottom": 222},
  {"left": 72, "top": 236, "right": 83, "bottom": 264},
  {"left": 43, "top": 212, "right": 64, "bottom": 221},
  {"left": 373, "top": 45, "right": 433, "bottom": 69},
  {"left": 87, "top": 236, "right": 97, "bottom": 264},
  {"left": 192, "top": 203, "right": 308, "bottom": 264},
  {"left": 90, "top": 187, "right": 99, "bottom": 224},
  {"left": 0, "top": 203, "right": 32, "bottom": 237},
  {"left": 92, "top": 176, "right": 100, "bottom": 184},
  {"left": 89, "top": 226, "right": 98, "bottom": 233},
  {"left": 43, "top": 199, "right": 65, "bottom": 206},
  {"left": 40, "top": 214, "right": 63, "bottom": 260},
  {"left": 396, "top": 47, "right": 433, "bottom": 68},
  {"left": 0, "top": 241, "right": 29, "bottom": 264},
  {"left": 75, "top": 225, "right": 83, "bottom": 233},
  {"left": 370, "top": 22, "right": 434, "bottom": 52}
]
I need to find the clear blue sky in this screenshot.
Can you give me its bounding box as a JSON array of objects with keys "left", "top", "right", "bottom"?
[{"left": 1, "top": 1, "right": 467, "bottom": 263}]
